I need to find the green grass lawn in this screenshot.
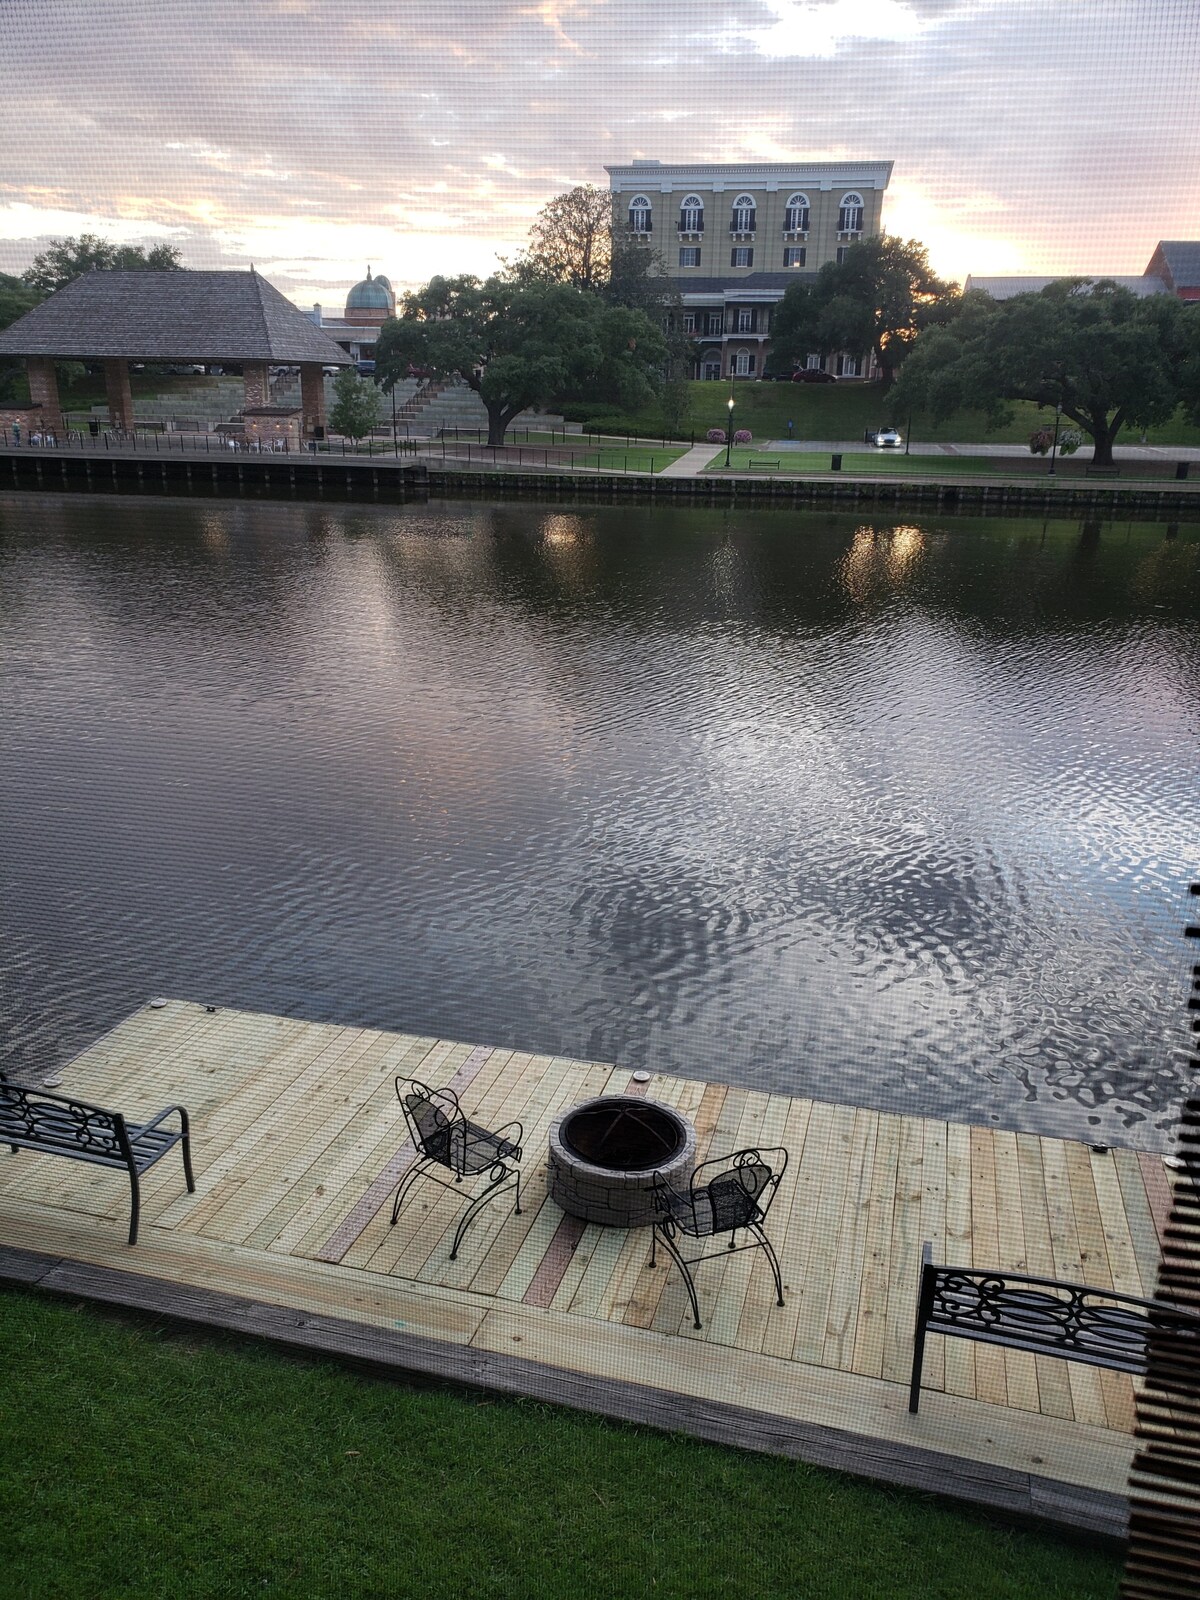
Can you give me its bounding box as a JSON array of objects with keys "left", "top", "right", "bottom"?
[
  {"left": 583, "top": 381, "right": 1200, "bottom": 451},
  {"left": 0, "top": 1288, "right": 1121, "bottom": 1600},
  {"left": 702, "top": 447, "right": 1190, "bottom": 481}
]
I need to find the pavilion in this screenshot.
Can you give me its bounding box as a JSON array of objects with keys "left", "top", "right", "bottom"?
[{"left": 0, "top": 269, "right": 353, "bottom": 439}]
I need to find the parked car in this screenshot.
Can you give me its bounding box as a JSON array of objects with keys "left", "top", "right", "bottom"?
[
  {"left": 869, "top": 427, "right": 903, "bottom": 448},
  {"left": 793, "top": 368, "right": 837, "bottom": 383}
]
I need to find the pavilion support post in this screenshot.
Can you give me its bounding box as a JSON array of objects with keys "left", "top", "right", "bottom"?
[
  {"left": 242, "top": 362, "right": 270, "bottom": 411},
  {"left": 27, "top": 357, "right": 64, "bottom": 436},
  {"left": 300, "top": 363, "right": 327, "bottom": 439},
  {"left": 103, "top": 359, "right": 134, "bottom": 431}
]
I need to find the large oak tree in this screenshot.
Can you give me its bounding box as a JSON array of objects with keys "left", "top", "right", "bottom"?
[
  {"left": 375, "top": 274, "right": 668, "bottom": 446},
  {"left": 769, "top": 234, "right": 959, "bottom": 387},
  {"left": 890, "top": 279, "right": 1190, "bottom": 467}
]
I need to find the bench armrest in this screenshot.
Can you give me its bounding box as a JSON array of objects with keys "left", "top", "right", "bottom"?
[{"left": 135, "top": 1103, "right": 190, "bottom": 1137}]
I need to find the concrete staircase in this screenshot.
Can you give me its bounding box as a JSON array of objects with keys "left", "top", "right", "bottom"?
[{"left": 77, "top": 372, "right": 565, "bottom": 438}]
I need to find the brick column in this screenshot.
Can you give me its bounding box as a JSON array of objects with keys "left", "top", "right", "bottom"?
[
  {"left": 26, "top": 357, "right": 64, "bottom": 435},
  {"left": 242, "top": 362, "right": 270, "bottom": 410},
  {"left": 103, "top": 359, "right": 134, "bottom": 430},
  {"left": 299, "top": 363, "right": 327, "bottom": 438}
]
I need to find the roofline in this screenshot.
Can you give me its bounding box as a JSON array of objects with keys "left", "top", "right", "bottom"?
[{"left": 605, "top": 160, "right": 893, "bottom": 187}]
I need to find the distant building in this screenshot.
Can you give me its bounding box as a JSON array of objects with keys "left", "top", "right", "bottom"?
[
  {"left": 308, "top": 266, "right": 396, "bottom": 364},
  {"left": 963, "top": 274, "right": 1168, "bottom": 300},
  {"left": 965, "top": 240, "right": 1200, "bottom": 303},
  {"left": 604, "top": 159, "right": 893, "bottom": 380},
  {"left": 1143, "top": 241, "right": 1200, "bottom": 301}
]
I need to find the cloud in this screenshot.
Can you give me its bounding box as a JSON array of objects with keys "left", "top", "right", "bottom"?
[
  {"left": 0, "top": 0, "right": 1196, "bottom": 292},
  {"left": 725, "top": 0, "right": 935, "bottom": 59}
]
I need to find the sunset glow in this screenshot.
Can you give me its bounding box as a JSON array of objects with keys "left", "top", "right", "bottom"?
[{"left": 1, "top": 0, "right": 1197, "bottom": 303}]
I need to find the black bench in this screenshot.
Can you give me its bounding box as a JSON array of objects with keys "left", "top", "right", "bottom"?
[
  {"left": 748, "top": 459, "right": 781, "bottom": 470},
  {"left": 909, "top": 1240, "right": 1200, "bottom": 1412},
  {"left": 0, "top": 1071, "right": 194, "bottom": 1244},
  {"left": 1085, "top": 466, "right": 1121, "bottom": 478}
]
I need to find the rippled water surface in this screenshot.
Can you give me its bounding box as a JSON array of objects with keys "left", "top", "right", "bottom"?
[{"left": 1, "top": 491, "right": 1197, "bottom": 1148}]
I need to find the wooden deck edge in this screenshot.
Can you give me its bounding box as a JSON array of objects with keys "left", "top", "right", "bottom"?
[{"left": 0, "top": 1243, "right": 1130, "bottom": 1542}]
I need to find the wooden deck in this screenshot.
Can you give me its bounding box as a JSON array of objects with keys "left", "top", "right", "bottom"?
[{"left": 0, "top": 999, "right": 1175, "bottom": 1537}]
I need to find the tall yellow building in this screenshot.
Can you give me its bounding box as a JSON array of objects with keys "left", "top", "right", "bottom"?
[{"left": 604, "top": 159, "right": 892, "bottom": 379}]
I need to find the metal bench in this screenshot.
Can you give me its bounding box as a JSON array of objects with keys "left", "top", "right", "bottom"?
[
  {"left": 0, "top": 1071, "right": 194, "bottom": 1244},
  {"left": 909, "top": 1240, "right": 1200, "bottom": 1412},
  {"left": 748, "top": 459, "right": 781, "bottom": 470},
  {"left": 1085, "top": 465, "right": 1121, "bottom": 478}
]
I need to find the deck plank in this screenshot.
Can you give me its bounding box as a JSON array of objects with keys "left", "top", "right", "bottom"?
[{"left": 0, "top": 999, "right": 1161, "bottom": 1539}]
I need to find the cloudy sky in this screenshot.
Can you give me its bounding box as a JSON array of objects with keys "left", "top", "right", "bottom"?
[{"left": 1, "top": 0, "right": 1197, "bottom": 307}]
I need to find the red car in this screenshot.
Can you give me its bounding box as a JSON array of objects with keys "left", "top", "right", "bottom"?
[{"left": 792, "top": 368, "right": 836, "bottom": 383}]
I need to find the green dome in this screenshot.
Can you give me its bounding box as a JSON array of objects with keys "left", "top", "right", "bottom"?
[{"left": 346, "top": 268, "right": 392, "bottom": 312}]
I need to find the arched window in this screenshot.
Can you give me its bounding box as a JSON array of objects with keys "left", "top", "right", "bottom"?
[
  {"left": 627, "top": 194, "right": 652, "bottom": 234},
  {"left": 734, "top": 347, "right": 753, "bottom": 376},
  {"left": 730, "top": 193, "right": 756, "bottom": 234},
  {"left": 784, "top": 192, "right": 810, "bottom": 234},
  {"left": 679, "top": 194, "right": 704, "bottom": 234},
  {"left": 838, "top": 192, "right": 864, "bottom": 234}
]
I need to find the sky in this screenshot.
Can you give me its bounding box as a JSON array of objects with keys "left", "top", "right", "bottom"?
[{"left": 1, "top": 0, "right": 1197, "bottom": 308}]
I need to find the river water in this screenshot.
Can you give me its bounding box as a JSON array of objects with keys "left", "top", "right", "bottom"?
[{"left": 1, "top": 490, "right": 1197, "bottom": 1148}]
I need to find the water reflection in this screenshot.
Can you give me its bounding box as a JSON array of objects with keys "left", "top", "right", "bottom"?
[{"left": 0, "top": 492, "right": 1196, "bottom": 1149}]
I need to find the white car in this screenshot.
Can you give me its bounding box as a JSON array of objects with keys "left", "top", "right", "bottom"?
[{"left": 872, "top": 427, "right": 902, "bottom": 448}]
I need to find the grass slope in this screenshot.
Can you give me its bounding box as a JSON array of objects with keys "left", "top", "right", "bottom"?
[
  {"left": 579, "top": 380, "right": 1200, "bottom": 450},
  {"left": 0, "top": 1288, "right": 1121, "bottom": 1600}
]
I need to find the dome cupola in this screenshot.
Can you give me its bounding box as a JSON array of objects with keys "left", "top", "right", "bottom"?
[{"left": 344, "top": 267, "right": 394, "bottom": 324}]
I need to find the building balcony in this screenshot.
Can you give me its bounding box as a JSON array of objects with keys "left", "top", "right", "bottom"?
[
  {"left": 782, "top": 229, "right": 809, "bottom": 242},
  {"left": 729, "top": 229, "right": 757, "bottom": 241},
  {"left": 837, "top": 229, "right": 863, "bottom": 241},
  {"left": 677, "top": 228, "right": 703, "bottom": 241}
]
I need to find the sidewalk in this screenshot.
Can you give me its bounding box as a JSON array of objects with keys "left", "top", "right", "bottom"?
[{"left": 658, "top": 443, "right": 721, "bottom": 477}]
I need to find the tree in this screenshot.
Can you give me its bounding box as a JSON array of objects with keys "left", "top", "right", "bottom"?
[
  {"left": 0, "top": 271, "right": 44, "bottom": 402},
  {"left": 328, "top": 368, "right": 382, "bottom": 441},
  {"left": 890, "top": 280, "right": 1189, "bottom": 467},
  {"left": 375, "top": 274, "right": 668, "bottom": 447},
  {"left": 769, "top": 234, "right": 959, "bottom": 387},
  {"left": 513, "top": 184, "right": 613, "bottom": 293},
  {"left": 510, "top": 183, "right": 678, "bottom": 315},
  {"left": 24, "top": 234, "right": 183, "bottom": 296}
]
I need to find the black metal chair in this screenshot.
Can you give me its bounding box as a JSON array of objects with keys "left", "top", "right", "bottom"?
[
  {"left": 389, "top": 1078, "right": 523, "bottom": 1260},
  {"left": 649, "top": 1146, "right": 788, "bottom": 1330}
]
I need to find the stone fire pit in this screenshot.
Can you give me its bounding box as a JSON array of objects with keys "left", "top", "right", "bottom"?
[{"left": 547, "top": 1095, "right": 697, "bottom": 1228}]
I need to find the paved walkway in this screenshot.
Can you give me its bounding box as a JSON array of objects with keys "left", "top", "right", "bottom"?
[{"left": 658, "top": 442, "right": 722, "bottom": 477}]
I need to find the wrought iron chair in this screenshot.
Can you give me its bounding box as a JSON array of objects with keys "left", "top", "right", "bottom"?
[
  {"left": 649, "top": 1146, "right": 788, "bottom": 1330},
  {"left": 389, "top": 1079, "right": 523, "bottom": 1260}
]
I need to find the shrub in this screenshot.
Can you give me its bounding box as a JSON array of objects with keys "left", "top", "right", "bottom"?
[
  {"left": 706, "top": 428, "right": 726, "bottom": 443},
  {"left": 734, "top": 429, "right": 752, "bottom": 445}
]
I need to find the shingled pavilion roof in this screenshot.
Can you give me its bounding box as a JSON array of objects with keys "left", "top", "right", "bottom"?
[{"left": 0, "top": 269, "right": 354, "bottom": 364}]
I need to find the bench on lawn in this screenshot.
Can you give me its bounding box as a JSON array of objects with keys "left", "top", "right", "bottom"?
[
  {"left": 0, "top": 1071, "right": 194, "bottom": 1244},
  {"left": 909, "top": 1240, "right": 1200, "bottom": 1413},
  {"left": 1085, "top": 465, "right": 1121, "bottom": 478},
  {"left": 748, "top": 459, "right": 781, "bottom": 470}
]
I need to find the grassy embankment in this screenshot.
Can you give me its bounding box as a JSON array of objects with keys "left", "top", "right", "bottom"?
[
  {"left": 0, "top": 1287, "right": 1120, "bottom": 1600},
  {"left": 703, "top": 447, "right": 1194, "bottom": 481},
  {"left": 571, "top": 380, "right": 1200, "bottom": 450}
]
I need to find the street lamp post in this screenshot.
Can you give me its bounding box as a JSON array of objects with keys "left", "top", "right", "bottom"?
[
  {"left": 391, "top": 383, "right": 397, "bottom": 457},
  {"left": 725, "top": 391, "right": 735, "bottom": 469},
  {"left": 1048, "top": 401, "right": 1062, "bottom": 477}
]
